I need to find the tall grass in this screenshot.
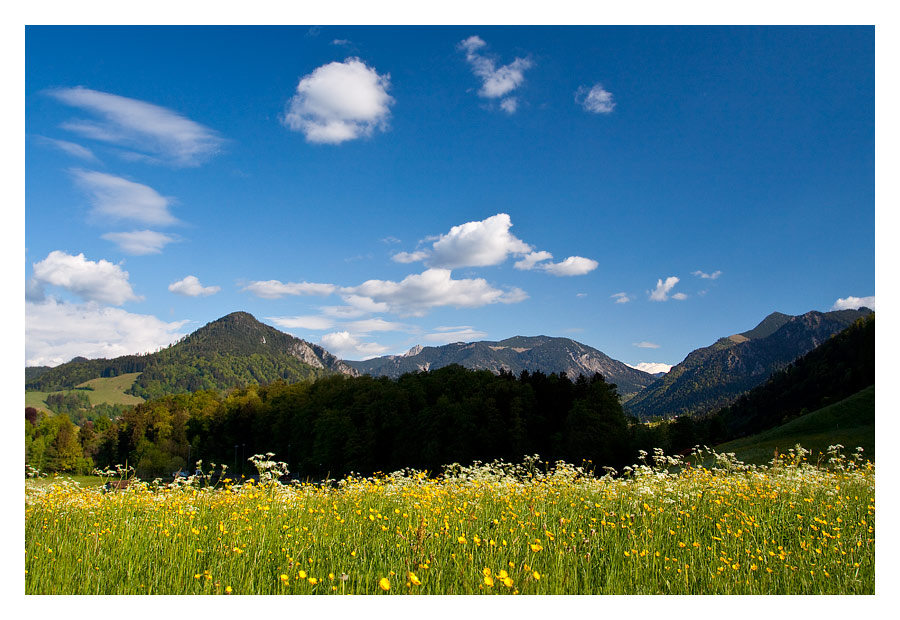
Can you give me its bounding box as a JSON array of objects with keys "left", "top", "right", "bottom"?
[{"left": 25, "top": 446, "right": 874, "bottom": 595}]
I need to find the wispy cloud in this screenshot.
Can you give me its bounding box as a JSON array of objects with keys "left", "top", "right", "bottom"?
[
  {"left": 30, "top": 250, "right": 140, "bottom": 305},
  {"left": 649, "top": 276, "right": 685, "bottom": 302},
  {"left": 242, "top": 279, "right": 338, "bottom": 299},
  {"left": 539, "top": 256, "right": 599, "bottom": 277},
  {"left": 692, "top": 269, "right": 722, "bottom": 280},
  {"left": 36, "top": 136, "right": 98, "bottom": 162},
  {"left": 71, "top": 169, "right": 178, "bottom": 226},
  {"left": 102, "top": 230, "right": 177, "bottom": 255},
  {"left": 832, "top": 295, "right": 875, "bottom": 311},
  {"left": 392, "top": 250, "right": 430, "bottom": 264},
  {"left": 168, "top": 275, "right": 221, "bottom": 297},
  {"left": 283, "top": 58, "right": 394, "bottom": 144},
  {"left": 458, "top": 35, "right": 532, "bottom": 113},
  {"left": 632, "top": 341, "right": 661, "bottom": 349},
  {"left": 611, "top": 292, "right": 631, "bottom": 304},
  {"left": 267, "top": 315, "right": 336, "bottom": 330},
  {"left": 422, "top": 326, "right": 488, "bottom": 343},
  {"left": 575, "top": 84, "right": 616, "bottom": 114},
  {"left": 48, "top": 87, "right": 224, "bottom": 166}
]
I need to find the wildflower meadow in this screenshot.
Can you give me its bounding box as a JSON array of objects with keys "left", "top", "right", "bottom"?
[{"left": 24, "top": 447, "right": 874, "bottom": 595}]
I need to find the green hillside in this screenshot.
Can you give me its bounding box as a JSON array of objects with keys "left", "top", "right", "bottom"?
[
  {"left": 713, "top": 385, "right": 874, "bottom": 465},
  {"left": 75, "top": 373, "right": 144, "bottom": 406}
]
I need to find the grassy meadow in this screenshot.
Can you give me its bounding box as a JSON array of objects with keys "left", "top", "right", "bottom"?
[
  {"left": 25, "top": 372, "right": 144, "bottom": 414},
  {"left": 25, "top": 448, "right": 874, "bottom": 595}
]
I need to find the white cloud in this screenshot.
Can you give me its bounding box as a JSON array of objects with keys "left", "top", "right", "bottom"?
[
  {"left": 832, "top": 295, "right": 875, "bottom": 311},
  {"left": 633, "top": 341, "right": 661, "bottom": 349},
  {"left": 242, "top": 279, "right": 338, "bottom": 299},
  {"left": 283, "top": 57, "right": 394, "bottom": 144},
  {"left": 539, "top": 256, "right": 599, "bottom": 277},
  {"left": 611, "top": 292, "right": 631, "bottom": 304},
  {"left": 36, "top": 136, "right": 98, "bottom": 161},
  {"left": 649, "top": 276, "right": 681, "bottom": 302},
  {"left": 102, "top": 230, "right": 177, "bottom": 255},
  {"left": 25, "top": 299, "right": 187, "bottom": 367},
  {"left": 672, "top": 292, "right": 688, "bottom": 300},
  {"left": 349, "top": 268, "right": 527, "bottom": 317},
  {"left": 430, "top": 213, "right": 532, "bottom": 268},
  {"left": 344, "top": 318, "right": 411, "bottom": 333},
  {"left": 31, "top": 250, "right": 140, "bottom": 305},
  {"left": 71, "top": 169, "right": 178, "bottom": 226},
  {"left": 392, "top": 250, "right": 430, "bottom": 264},
  {"left": 575, "top": 84, "right": 616, "bottom": 114},
  {"left": 627, "top": 362, "right": 673, "bottom": 375},
  {"left": 499, "top": 97, "right": 518, "bottom": 114},
  {"left": 168, "top": 275, "right": 221, "bottom": 297},
  {"left": 320, "top": 331, "right": 390, "bottom": 360},
  {"left": 267, "top": 315, "right": 336, "bottom": 330},
  {"left": 423, "top": 326, "right": 488, "bottom": 343},
  {"left": 692, "top": 270, "right": 722, "bottom": 280},
  {"left": 458, "top": 35, "right": 533, "bottom": 104},
  {"left": 514, "top": 251, "right": 553, "bottom": 270},
  {"left": 48, "top": 86, "right": 224, "bottom": 166}
]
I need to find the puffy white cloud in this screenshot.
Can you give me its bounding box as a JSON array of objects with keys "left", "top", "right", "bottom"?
[
  {"left": 832, "top": 295, "right": 875, "bottom": 311},
  {"left": 320, "top": 331, "right": 390, "bottom": 360},
  {"left": 392, "top": 250, "right": 430, "bottom": 264},
  {"left": 539, "top": 256, "right": 599, "bottom": 277},
  {"left": 283, "top": 58, "right": 394, "bottom": 144},
  {"left": 349, "top": 268, "right": 527, "bottom": 317},
  {"left": 31, "top": 250, "right": 140, "bottom": 305},
  {"left": 575, "top": 84, "right": 616, "bottom": 114},
  {"left": 242, "top": 279, "right": 337, "bottom": 299},
  {"left": 25, "top": 299, "right": 187, "bottom": 367},
  {"left": 633, "top": 341, "right": 661, "bottom": 349},
  {"left": 692, "top": 269, "right": 722, "bottom": 280},
  {"left": 649, "top": 276, "right": 681, "bottom": 302},
  {"left": 627, "top": 362, "right": 673, "bottom": 374},
  {"left": 267, "top": 315, "right": 336, "bottom": 330},
  {"left": 458, "top": 35, "right": 533, "bottom": 104},
  {"left": 430, "top": 213, "right": 532, "bottom": 268},
  {"left": 71, "top": 169, "right": 178, "bottom": 226},
  {"left": 611, "top": 292, "right": 631, "bottom": 304},
  {"left": 48, "top": 86, "right": 224, "bottom": 166},
  {"left": 168, "top": 275, "right": 221, "bottom": 297},
  {"left": 422, "top": 326, "right": 488, "bottom": 343},
  {"left": 102, "top": 230, "right": 177, "bottom": 255},
  {"left": 514, "top": 251, "right": 553, "bottom": 271}
]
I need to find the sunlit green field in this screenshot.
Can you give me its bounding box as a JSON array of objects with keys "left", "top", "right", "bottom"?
[{"left": 24, "top": 449, "right": 874, "bottom": 595}]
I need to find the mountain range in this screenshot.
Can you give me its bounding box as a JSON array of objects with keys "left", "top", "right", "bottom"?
[
  {"left": 624, "top": 307, "right": 874, "bottom": 420},
  {"left": 347, "top": 336, "right": 657, "bottom": 397},
  {"left": 26, "top": 307, "right": 874, "bottom": 420}
]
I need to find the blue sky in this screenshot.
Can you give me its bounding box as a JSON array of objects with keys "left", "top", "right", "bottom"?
[{"left": 23, "top": 26, "right": 875, "bottom": 370}]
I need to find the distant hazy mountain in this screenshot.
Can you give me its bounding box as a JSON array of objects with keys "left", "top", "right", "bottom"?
[
  {"left": 26, "top": 312, "right": 358, "bottom": 399},
  {"left": 625, "top": 308, "right": 874, "bottom": 420},
  {"left": 347, "top": 335, "right": 657, "bottom": 397}
]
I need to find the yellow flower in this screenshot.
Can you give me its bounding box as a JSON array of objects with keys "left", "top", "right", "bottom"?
[
  {"left": 502, "top": 576, "right": 514, "bottom": 588},
  {"left": 298, "top": 570, "right": 307, "bottom": 579},
  {"left": 225, "top": 586, "right": 232, "bottom": 594},
  {"left": 379, "top": 577, "right": 391, "bottom": 591},
  {"left": 498, "top": 569, "right": 508, "bottom": 579},
  {"left": 409, "top": 572, "right": 421, "bottom": 586},
  {"left": 279, "top": 574, "right": 289, "bottom": 583},
  {"left": 484, "top": 575, "right": 494, "bottom": 587},
  {"left": 308, "top": 577, "right": 318, "bottom": 585},
  {"left": 457, "top": 536, "right": 467, "bottom": 544},
  {"left": 530, "top": 543, "right": 543, "bottom": 552},
  {"left": 482, "top": 567, "right": 492, "bottom": 576},
  {"left": 532, "top": 571, "right": 541, "bottom": 580}
]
